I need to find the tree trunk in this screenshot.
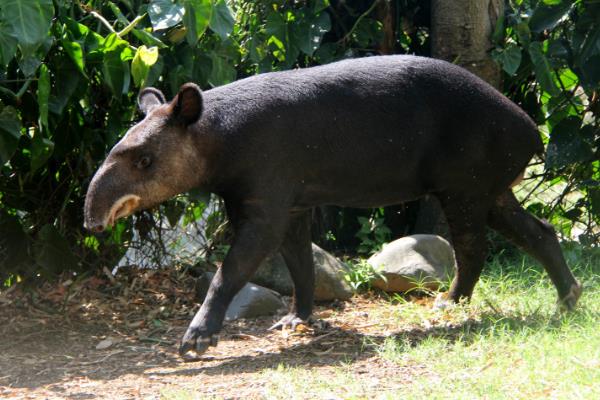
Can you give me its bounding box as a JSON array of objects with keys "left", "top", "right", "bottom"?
[
  {"left": 431, "top": 0, "right": 504, "bottom": 87},
  {"left": 414, "top": 0, "right": 505, "bottom": 238},
  {"left": 377, "top": 0, "right": 396, "bottom": 55}
]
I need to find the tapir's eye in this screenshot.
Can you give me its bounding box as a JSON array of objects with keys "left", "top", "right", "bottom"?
[{"left": 136, "top": 155, "right": 152, "bottom": 169}]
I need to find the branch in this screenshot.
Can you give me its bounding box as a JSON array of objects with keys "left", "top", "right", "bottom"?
[{"left": 338, "top": 0, "right": 381, "bottom": 44}]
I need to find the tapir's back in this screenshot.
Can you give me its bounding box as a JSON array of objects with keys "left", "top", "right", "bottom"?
[{"left": 202, "top": 55, "right": 542, "bottom": 206}]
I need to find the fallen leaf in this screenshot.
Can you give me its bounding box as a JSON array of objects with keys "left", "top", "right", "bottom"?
[{"left": 95, "top": 338, "right": 114, "bottom": 350}]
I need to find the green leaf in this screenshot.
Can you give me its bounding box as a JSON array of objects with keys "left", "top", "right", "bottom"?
[
  {"left": 34, "top": 224, "right": 77, "bottom": 274},
  {"left": 62, "top": 39, "right": 86, "bottom": 76},
  {"left": 132, "top": 45, "right": 159, "bottom": 87},
  {"left": 0, "top": 106, "right": 22, "bottom": 165},
  {"left": 18, "top": 43, "right": 42, "bottom": 77},
  {"left": 208, "top": 53, "right": 236, "bottom": 86},
  {"left": 37, "top": 64, "right": 50, "bottom": 130},
  {"left": 209, "top": 0, "right": 235, "bottom": 40},
  {"left": 103, "top": 48, "right": 131, "bottom": 96},
  {"left": 183, "top": 0, "right": 212, "bottom": 45},
  {"left": 30, "top": 129, "right": 54, "bottom": 173},
  {"left": 529, "top": 41, "right": 561, "bottom": 96},
  {"left": 132, "top": 28, "right": 168, "bottom": 49},
  {"left": 493, "top": 44, "right": 522, "bottom": 76},
  {"left": 545, "top": 117, "right": 594, "bottom": 169},
  {"left": 529, "top": 2, "right": 572, "bottom": 33},
  {"left": 0, "top": 0, "right": 54, "bottom": 46},
  {"left": 0, "top": 21, "right": 17, "bottom": 66},
  {"left": 48, "top": 59, "right": 80, "bottom": 115},
  {"left": 314, "top": 0, "right": 330, "bottom": 13},
  {"left": 296, "top": 12, "right": 331, "bottom": 56},
  {"left": 514, "top": 22, "right": 531, "bottom": 46},
  {"left": 148, "top": 0, "right": 185, "bottom": 30}
]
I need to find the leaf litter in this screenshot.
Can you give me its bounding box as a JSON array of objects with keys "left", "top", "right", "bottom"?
[{"left": 0, "top": 267, "right": 462, "bottom": 399}]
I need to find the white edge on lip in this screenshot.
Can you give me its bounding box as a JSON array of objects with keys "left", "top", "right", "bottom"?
[{"left": 104, "top": 194, "right": 141, "bottom": 227}]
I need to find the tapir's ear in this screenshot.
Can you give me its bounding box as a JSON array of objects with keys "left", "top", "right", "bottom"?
[
  {"left": 173, "top": 83, "right": 203, "bottom": 125},
  {"left": 138, "top": 87, "right": 166, "bottom": 115}
]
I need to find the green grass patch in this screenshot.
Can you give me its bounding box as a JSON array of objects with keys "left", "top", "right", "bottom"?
[{"left": 262, "top": 247, "right": 600, "bottom": 399}]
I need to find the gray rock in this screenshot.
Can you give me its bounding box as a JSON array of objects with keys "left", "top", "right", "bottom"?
[
  {"left": 199, "top": 272, "right": 285, "bottom": 321},
  {"left": 312, "top": 243, "right": 353, "bottom": 301},
  {"left": 252, "top": 253, "right": 294, "bottom": 295},
  {"left": 368, "top": 234, "right": 456, "bottom": 292},
  {"left": 252, "top": 243, "right": 353, "bottom": 301}
]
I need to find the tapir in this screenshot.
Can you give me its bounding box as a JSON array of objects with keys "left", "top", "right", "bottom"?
[{"left": 84, "top": 55, "right": 582, "bottom": 359}]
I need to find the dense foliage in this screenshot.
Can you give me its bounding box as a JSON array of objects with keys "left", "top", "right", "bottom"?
[
  {"left": 494, "top": 0, "right": 600, "bottom": 244},
  {"left": 0, "top": 0, "right": 598, "bottom": 283}
]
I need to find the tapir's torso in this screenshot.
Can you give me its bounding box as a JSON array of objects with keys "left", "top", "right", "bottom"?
[{"left": 194, "top": 55, "right": 542, "bottom": 209}]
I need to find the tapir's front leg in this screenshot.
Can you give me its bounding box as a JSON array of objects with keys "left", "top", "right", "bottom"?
[{"left": 179, "top": 210, "right": 288, "bottom": 359}]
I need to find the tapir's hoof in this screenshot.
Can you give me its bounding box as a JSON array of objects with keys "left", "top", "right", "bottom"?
[
  {"left": 433, "top": 292, "right": 455, "bottom": 310},
  {"left": 269, "top": 314, "right": 312, "bottom": 331},
  {"left": 178, "top": 332, "right": 219, "bottom": 362},
  {"left": 559, "top": 282, "right": 582, "bottom": 312}
]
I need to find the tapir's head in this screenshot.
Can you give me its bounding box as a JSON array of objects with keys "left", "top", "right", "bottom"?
[{"left": 84, "top": 83, "right": 206, "bottom": 232}]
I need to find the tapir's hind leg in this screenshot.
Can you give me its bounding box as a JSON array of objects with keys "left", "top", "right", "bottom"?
[
  {"left": 439, "top": 195, "right": 492, "bottom": 302},
  {"left": 270, "top": 211, "right": 315, "bottom": 330},
  {"left": 487, "top": 190, "right": 582, "bottom": 309}
]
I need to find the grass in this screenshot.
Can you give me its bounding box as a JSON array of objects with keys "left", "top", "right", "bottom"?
[
  {"left": 259, "top": 246, "right": 600, "bottom": 400},
  {"left": 158, "top": 246, "right": 600, "bottom": 399}
]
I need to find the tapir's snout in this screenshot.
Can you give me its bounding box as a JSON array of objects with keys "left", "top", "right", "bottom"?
[{"left": 84, "top": 161, "right": 142, "bottom": 233}]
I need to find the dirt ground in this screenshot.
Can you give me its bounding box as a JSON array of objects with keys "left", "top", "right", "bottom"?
[{"left": 0, "top": 269, "right": 432, "bottom": 399}]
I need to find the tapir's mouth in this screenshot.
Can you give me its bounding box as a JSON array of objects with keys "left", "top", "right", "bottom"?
[{"left": 107, "top": 195, "right": 141, "bottom": 227}]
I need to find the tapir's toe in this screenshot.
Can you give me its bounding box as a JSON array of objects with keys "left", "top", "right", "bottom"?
[
  {"left": 179, "top": 332, "right": 219, "bottom": 362},
  {"left": 559, "top": 282, "right": 583, "bottom": 312},
  {"left": 269, "top": 314, "right": 313, "bottom": 331},
  {"left": 433, "top": 292, "right": 456, "bottom": 310}
]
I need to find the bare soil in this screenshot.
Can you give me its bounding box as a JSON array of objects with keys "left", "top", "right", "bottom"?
[{"left": 0, "top": 269, "right": 432, "bottom": 399}]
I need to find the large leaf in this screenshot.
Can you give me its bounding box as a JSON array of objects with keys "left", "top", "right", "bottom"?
[
  {"left": 62, "top": 39, "right": 86, "bottom": 76},
  {"left": 0, "top": 21, "right": 17, "bottom": 66},
  {"left": 30, "top": 129, "right": 54, "bottom": 173},
  {"left": 103, "top": 48, "right": 131, "bottom": 96},
  {"left": 208, "top": 53, "right": 236, "bottom": 86},
  {"left": 209, "top": 0, "right": 235, "bottom": 40},
  {"left": 545, "top": 117, "right": 594, "bottom": 169},
  {"left": 48, "top": 60, "right": 80, "bottom": 115},
  {"left": 529, "top": 1, "right": 573, "bottom": 33},
  {"left": 0, "top": 106, "right": 22, "bottom": 165},
  {"left": 37, "top": 64, "right": 50, "bottom": 130},
  {"left": 183, "top": 0, "right": 212, "bottom": 45},
  {"left": 18, "top": 43, "right": 42, "bottom": 77},
  {"left": 149, "top": 0, "right": 185, "bottom": 30},
  {"left": 34, "top": 224, "right": 77, "bottom": 274},
  {"left": 0, "top": 0, "right": 54, "bottom": 46},
  {"left": 529, "top": 41, "right": 561, "bottom": 96},
  {"left": 296, "top": 12, "right": 331, "bottom": 56},
  {"left": 492, "top": 44, "right": 522, "bottom": 76},
  {"left": 131, "top": 46, "right": 159, "bottom": 87}
]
